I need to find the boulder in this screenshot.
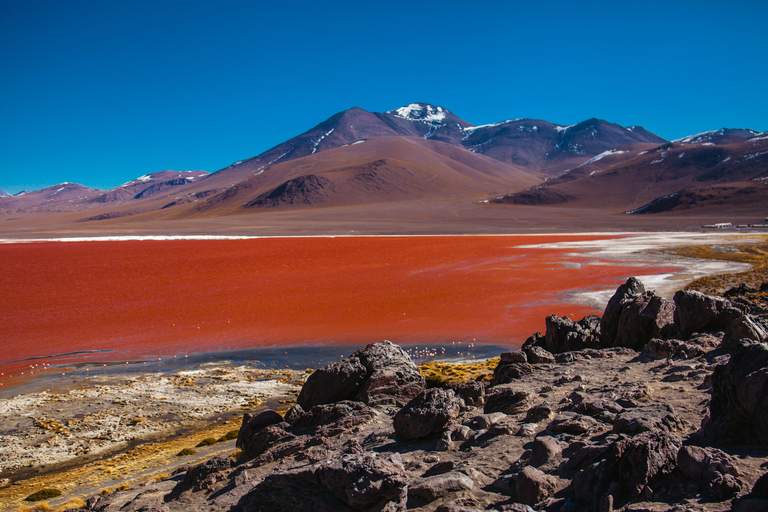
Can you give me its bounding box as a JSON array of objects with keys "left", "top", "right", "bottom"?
[
  {"left": 640, "top": 338, "right": 705, "bottom": 360},
  {"left": 544, "top": 314, "right": 602, "bottom": 353},
  {"left": 239, "top": 424, "right": 296, "bottom": 459},
  {"left": 297, "top": 341, "right": 425, "bottom": 410},
  {"left": 408, "top": 472, "right": 474, "bottom": 506},
  {"left": 733, "top": 472, "right": 768, "bottom": 512},
  {"left": 723, "top": 315, "right": 768, "bottom": 348},
  {"left": 600, "top": 277, "right": 677, "bottom": 350},
  {"left": 700, "top": 341, "right": 768, "bottom": 445},
  {"left": 236, "top": 410, "right": 286, "bottom": 454},
  {"left": 516, "top": 466, "right": 559, "bottom": 506},
  {"left": 674, "top": 290, "right": 740, "bottom": 338},
  {"left": 493, "top": 362, "right": 533, "bottom": 384},
  {"left": 240, "top": 451, "right": 408, "bottom": 512},
  {"left": 678, "top": 445, "right": 742, "bottom": 499},
  {"left": 353, "top": 340, "right": 427, "bottom": 405},
  {"left": 292, "top": 401, "right": 376, "bottom": 436},
  {"left": 529, "top": 435, "right": 564, "bottom": 468},
  {"left": 612, "top": 403, "right": 683, "bottom": 434},
  {"left": 547, "top": 412, "right": 598, "bottom": 434},
  {"left": 445, "top": 381, "right": 485, "bottom": 407},
  {"left": 484, "top": 389, "right": 531, "bottom": 415},
  {"left": 394, "top": 388, "right": 462, "bottom": 441},
  {"left": 573, "top": 431, "right": 682, "bottom": 507},
  {"left": 296, "top": 358, "right": 367, "bottom": 410},
  {"left": 523, "top": 345, "right": 555, "bottom": 364}
]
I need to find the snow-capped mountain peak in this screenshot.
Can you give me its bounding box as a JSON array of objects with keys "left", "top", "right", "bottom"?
[{"left": 387, "top": 103, "right": 448, "bottom": 124}]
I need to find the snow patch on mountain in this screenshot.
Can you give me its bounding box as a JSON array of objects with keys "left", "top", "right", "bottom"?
[
  {"left": 311, "top": 128, "right": 334, "bottom": 154},
  {"left": 388, "top": 103, "right": 447, "bottom": 124},
  {"left": 580, "top": 149, "right": 627, "bottom": 167}
]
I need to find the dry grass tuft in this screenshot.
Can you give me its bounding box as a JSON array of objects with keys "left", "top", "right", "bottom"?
[
  {"left": 24, "top": 489, "right": 61, "bottom": 502},
  {"left": 667, "top": 239, "right": 768, "bottom": 296},
  {"left": 177, "top": 448, "right": 197, "bottom": 457},
  {"left": 195, "top": 437, "right": 218, "bottom": 447},
  {"left": 54, "top": 498, "right": 87, "bottom": 511},
  {"left": 419, "top": 358, "right": 499, "bottom": 387}
]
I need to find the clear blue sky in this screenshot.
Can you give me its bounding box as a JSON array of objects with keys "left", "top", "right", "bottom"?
[{"left": 1, "top": 0, "right": 766, "bottom": 194}]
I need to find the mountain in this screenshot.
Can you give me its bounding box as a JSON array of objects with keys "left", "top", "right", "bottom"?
[
  {"left": 0, "top": 182, "right": 102, "bottom": 212},
  {"left": 181, "top": 136, "right": 539, "bottom": 216},
  {"left": 90, "top": 170, "right": 210, "bottom": 203},
  {"left": 2, "top": 104, "right": 763, "bottom": 234},
  {"left": 492, "top": 131, "right": 768, "bottom": 216},
  {"left": 0, "top": 190, "right": 10, "bottom": 198},
  {"left": 196, "top": 104, "right": 666, "bottom": 192}
]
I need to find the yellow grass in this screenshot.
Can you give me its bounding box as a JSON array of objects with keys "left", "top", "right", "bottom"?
[
  {"left": 419, "top": 358, "right": 499, "bottom": 387},
  {"left": 667, "top": 238, "right": 768, "bottom": 295}
]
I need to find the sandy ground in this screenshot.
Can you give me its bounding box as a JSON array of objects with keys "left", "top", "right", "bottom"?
[{"left": 0, "top": 362, "right": 306, "bottom": 509}]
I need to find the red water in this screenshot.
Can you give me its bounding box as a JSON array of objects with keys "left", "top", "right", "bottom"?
[{"left": 0, "top": 235, "right": 676, "bottom": 387}]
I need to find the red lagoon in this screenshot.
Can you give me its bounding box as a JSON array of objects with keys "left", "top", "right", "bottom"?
[{"left": 0, "top": 235, "right": 675, "bottom": 385}]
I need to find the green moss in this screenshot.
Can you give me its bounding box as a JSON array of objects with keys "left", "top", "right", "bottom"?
[
  {"left": 24, "top": 489, "right": 62, "bottom": 502},
  {"left": 217, "top": 429, "right": 239, "bottom": 442},
  {"left": 195, "top": 437, "right": 218, "bottom": 447}
]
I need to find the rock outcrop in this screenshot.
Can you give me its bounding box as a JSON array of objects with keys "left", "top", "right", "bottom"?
[
  {"left": 297, "top": 340, "right": 425, "bottom": 409},
  {"left": 82, "top": 280, "right": 768, "bottom": 512},
  {"left": 700, "top": 340, "right": 768, "bottom": 445},
  {"left": 601, "top": 277, "right": 677, "bottom": 349}
]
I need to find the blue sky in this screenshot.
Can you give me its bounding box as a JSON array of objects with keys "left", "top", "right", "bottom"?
[{"left": 1, "top": 1, "right": 766, "bottom": 194}]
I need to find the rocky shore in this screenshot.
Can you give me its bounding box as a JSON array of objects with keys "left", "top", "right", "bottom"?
[
  {"left": 7, "top": 278, "right": 768, "bottom": 511},
  {"left": 51, "top": 277, "right": 766, "bottom": 512}
]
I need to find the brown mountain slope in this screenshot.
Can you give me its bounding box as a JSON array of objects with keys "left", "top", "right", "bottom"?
[
  {"left": 0, "top": 183, "right": 102, "bottom": 213},
  {"left": 173, "top": 136, "right": 540, "bottom": 217},
  {"left": 492, "top": 134, "right": 768, "bottom": 215}
]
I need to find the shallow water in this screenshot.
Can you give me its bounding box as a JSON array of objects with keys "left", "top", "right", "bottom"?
[{"left": 0, "top": 234, "right": 684, "bottom": 391}]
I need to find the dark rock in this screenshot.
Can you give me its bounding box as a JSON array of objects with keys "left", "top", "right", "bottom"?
[
  {"left": 547, "top": 412, "right": 599, "bottom": 434},
  {"left": 573, "top": 431, "right": 682, "bottom": 508},
  {"left": 445, "top": 381, "right": 485, "bottom": 407},
  {"left": 640, "top": 338, "right": 706, "bottom": 360},
  {"left": 408, "top": 472, "right": 474, "bottom": 506},
  {"left": 734, "top": 472, "right": 768, "bottom": 511},
  {"left": 493, "top": 362, "right": 533, "bottom": 384},
  {"left": 297, "top": 341, "right": 425, "bottom": 410},
  {"left": 544, "top": 314, "right": 602, "bottom": 353},
  {"left": 353, "top": 340, "right": 426, "bottom": 405},
  {"left": 484, "top": 389, "right": 531, "bottom": 415},
  {"left": 516, "top": 465, "right": 558, "bottom": 506},
  {"left": 709, "top": 472, "right": 742, "bottom": 500},
  {"left": 612, "top": 403, "right": 683, "bottom": 434},
  {"left": 674, "top": 290, "right": 741, "bottom": 338},
  {"left": 236, "top": 410, "right": 284, "bottom": 452},
  {"left": 500, "top": 351, "right": 528, "bottom": 363},
  {"left": 423, "top": 461, "right": 456, "bottom": 477},
  {"left": 530, "top": 435, "right": 564, "bottom": 467},
  {"left": 240, "top": 451, "right": 408, "bottom": 512},
  {"left": 701, "top": 341, "right": 768, "bottom": 445},
  {"left": 573, "top": 397, "right": 624, "bottom": 423},
  {"left": 601, "top": 277, "right": 677, "bottom": 350},
  {"left": 525, "top": 403, "right": 555, "bottom": 423},
  {"left": 523, "top": 345, "right": 556, "bottom": 364},
  {"left": 723, "top": 315, "right": 768, "bottom": 348},
  {"left": 182, "top": 454, "right": 233, "bottom": 490},
  {"left": 297, "top": 357, "right": 367, "bottom": 410},
  {"left": 677, "top": 445, "right": 740, "bottom": 481},
  {"left": 239, "top": 424, "right": 296, "bottom": 459},
  {"left": 555, "top": 347, "right": 636, "bottom": 363},
  {"left": 283, "top": 404, "right": 305, "bottom": 425},
  {"left": 293, "top": 401, "right": 376, "bottom": 436},
  {"left": 394, "top": 388, "right": 462, "bottom": 441}
]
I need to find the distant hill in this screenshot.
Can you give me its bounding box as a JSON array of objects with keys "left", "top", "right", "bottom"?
[{"left": 2, "top": 104, "right": 765, "bottom": 234}]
